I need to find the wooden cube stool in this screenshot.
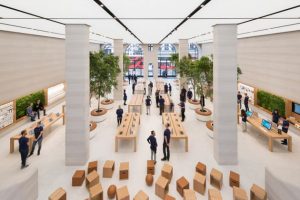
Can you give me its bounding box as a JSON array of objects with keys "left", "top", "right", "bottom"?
[
  {"left": 107, "top": 185, "right": 117, "bottom": 199},
  {"left": 208, "top": 188, "right": 222, "bottom": 200},
  {"left": 176, "top": 176, "right": 189, "bottom": 197},
  {"left": 119, "top": 162, "right": 129, "bottom": 180},
  {"left": 164, "top": 194, "right": 176, "bottom": 200},
  {"left": 233, "top": 186, "right": 248, "bottom": 200},
  {"left": 147, "top": 160, "right": 155, "bottom": 175},
  {"left": 103, "top": 160, "right": 115, "bottom": 178},
  {"left": 86, "top": 170, "right": 100, "bottom": 189},
  {"left": 89, "top": 183, "right": 103, "bottom": 200},
  {"left": 196, "top": 162, "right": 206, "bottom": 176},
  {"left": 72, "top": 170, "right": 85, "bottom": 186},
  {"left": 49, "top": 187, "right": 66, "bottom": 200},
  {"left": 116, "top": 186, "right": 130, "bottom": 200},
  {"left": 250, "top": 184, "right": 267, "bottom": 200},
  {"left": 210, "top": 168, "right": 223, "bottom": 190},
  {"left": 194, "top": 172, "right": 206, "bottom": 195},
  {"left": 145, "top": 174, "right": 154, "bottom": 186},
  {"left": 230, "top": 171, "right": 240, "bottom": 188},
  {"left": 161, "top": 163, "right": 173, "bottom": 183},
  {"left": 183, "top": 189, "right": 196, "bottom": 200},
  {"left": 134, "top": 190, "right": 149, "bottom": 200},
  {"left": 155, "top": 176, "right": 169, "bottom": 199},
  {"left": 88, "top": 161, "right": 98, "bottom": 174}
]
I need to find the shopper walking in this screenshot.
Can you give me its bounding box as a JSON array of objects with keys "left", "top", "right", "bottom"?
[
  {"left": 159, "top": 96, "right": 165, "bottom": 115},
  {"left": 132, "top": 82, "right": 136, "bottom": 94},
  {"left": 19, "top": 130, "right": 29, "bottom": 169},
  {"left": 145, "top": 96, "right": 152, "bottom": 115},
  {"left": 179, "top": 101, "right": 186, "bottom": 122},
  {"left": 161, "top": 123, "right": 171, "bottom": 161},
  {"left": 155, "top": 90, "right": 160, "bottom": 107},
  {"left": 237, "top": 91, "right": 242, "bottom": 109},
  {"left": 241, "top": 109, "right": 247, "bottom": 132},
  {"left": 272, "top": 109, "right": 280, "bottom": 126},
  {"left": 116, "top": 105, "right": 124, "bottom": 126},
  {"left": 147, "top": 130, "right": 157, "bottom": 164},
  {"left": 244, "top": 93, "right": 249, "bottom": 112},
  {"left": 123, "top": 90, "right": 127, "bottom": 106},
  {"left": 164, "top": 83, "right": 168, "bottom": 94},
  {"left": 168, "top": 83, "right": 172, "bottom": 96},
  {"left": 28, "top": 121, "right": 44, "bottom": 157}
]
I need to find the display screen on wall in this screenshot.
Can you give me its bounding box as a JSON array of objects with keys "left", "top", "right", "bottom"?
[
  {"left": 0, "top": 102, "right": 14, "bottom": 129},
  {"left": 238, "top": 83, "right": 254, "bottom": 105},
  {"left": 292, "top": 103, "right": 300, "bottom": 115},
  {"left": 48, "top": 83, "right": 65, "bottom": 105}
]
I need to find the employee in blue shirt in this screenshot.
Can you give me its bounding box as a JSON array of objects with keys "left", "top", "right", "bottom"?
[
  {"left": 28, "top": 121, "right": 44, "bottom": 157},
  {"left": 123, "top": 90, "right": 127, "bottom": 106},
  {"left": 281, "top": 118, "right": 289, "bottom": 145},
  {"left": 19, "top": 130, "right": 29, "bottom": 169},
  {"left": 272, "top": 109, "right": 280, "bottom": 126},
  {"left": 161, "top": 123, "right": 171, "bottom": 161},
  {"left": 147, "top": 130, "right": 157, "bottom": 164},
  {"left": 159, "top": 96, "right": 165, "bottom": 115},
  {"left": 244, "top": 93, "right": 249, "bottom": 112},
  {"left": 116, "top": 105, "right": 124, "bottom": 126}
]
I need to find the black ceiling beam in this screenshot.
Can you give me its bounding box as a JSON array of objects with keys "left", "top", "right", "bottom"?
[{"left": 93, "top": 0, "right": 143, "bottom": 44}]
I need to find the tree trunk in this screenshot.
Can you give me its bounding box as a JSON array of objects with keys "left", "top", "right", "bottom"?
[{"left": 97, "top": 95, "right": 101, "bottom": 112}]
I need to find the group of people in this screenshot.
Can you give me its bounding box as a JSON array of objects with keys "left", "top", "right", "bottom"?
[
  {"left": 164, "top": 83, "right": 172, "bottom": 96},
  {"left": 26, "top": 99, "right": 46, "bottom": 121},
  {"left": 237, "top": 91, "right": 250, "bottom": 111},
  {"left": 127, "top": 74, "right": 138, "bottom": 85}
]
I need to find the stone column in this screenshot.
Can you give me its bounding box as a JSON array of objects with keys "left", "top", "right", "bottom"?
[
  {"left": 65, "top": 24, "right": 90, "bottom": 166},
  {"left": 113, "top": 39, "right": 123, "bottom": 100},
  {"left": 213, "top": 24, "right": 238, "bottom": 165},
  {"left": 142, "top": 44, "right": 160, "bottom": 79},
  {"left": 179, "top": 39, "right": 189, "bottom": 88}
]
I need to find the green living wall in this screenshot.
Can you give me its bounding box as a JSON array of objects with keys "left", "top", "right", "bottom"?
[
  {"left": 257, "top": 90, "right": 285, "bottom": 117},
  {"left": 16, "top": 91, "right": 45, "bottom": 119}
]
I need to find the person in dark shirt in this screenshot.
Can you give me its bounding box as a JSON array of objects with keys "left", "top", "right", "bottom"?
[
  {"left": 170, "top": 100, "right": 174, "bottom": 112},
  {"left": 241, "top": 109, "right": 247, "bottom": 132},
  {"left": 155, "top": 90, "right": 160, "bottom": 108},
  {"left": 181, "top": 87, "right": 187, "bottom": 102},
  {"left": 164, "top": 83, "right": 168, "bottom": 94},
  {"left": 132, "top": 82, "right": 136, "bottom": 94},
  {"left": 187, "top": 89, "right": 193, "bottom": 100},
  {"left": 33, "top": 99, "right": 46, "bottom": 119},
  {"left": 244, "top": 93, "right": 249, "bottom": 112},
  {"left": 145, "top": 96, "right": 152, "bottom": 115},
  {"left": 161, "top": 123, "right": 171, "bottom": 161},
  {"left": 19, "top": 130, "right": 29, "bottom": 169},
  {"left": 168, "top": 83, "right": 172, "bottom": 96},
  {"left": 179, "top": 101, "right": 186, "bottom": 122},
  {"left": 128, "top": 74, "right": 131, "bottom": 84},
  {"left": 28, "top": 121, "right": 44, "bottom": 156},
  {"left": 272, "top": 109, "right": 280, "bottom": 126},
  {"left": 116, "top": 106, "right": 124, "bottom": 126},
  {"left": 237, "top": 91, "right": 242, "bottom": 109},
  {"left": 148, "top": 81, "right": 153, "bottom": 96},
  {"left": 147, "top": 130, "right": 157, "bottom": 164},
  {"left": 123, "top": 90, "right": 127, "bottom": 106},
  {"left": 281, "top": 118, "right": 289, "bottom": 145},
  {"left": 159, "top": 96, "right": 165, "bottom": 115}
]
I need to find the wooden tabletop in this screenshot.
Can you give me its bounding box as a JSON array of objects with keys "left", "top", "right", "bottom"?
[{"left": 128, "top": 94, "right": 144, "bottom": 106}]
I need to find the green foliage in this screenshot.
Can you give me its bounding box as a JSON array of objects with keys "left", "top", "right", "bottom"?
[
  {"left": 123, "top": 53, "right": 131, "bottom": 74},
  {"left": 257, "top": 90, "right": 285, "bottom": 116},
  {"left": 16, "top": 91, "right": 45, "bottom": 119},
  {"left": 170, "top": 53, "right": 179, "bottom": 73},
  {"left": 237, "top": 66, "right": 242, "bottom": 80}
]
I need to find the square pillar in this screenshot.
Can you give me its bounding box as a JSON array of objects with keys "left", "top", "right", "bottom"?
[
  {"left": 142, "top": 44, "right": 159, "bottom": 79},
  {"left": 213, "top": 24, "right": 238, "bottom": 165},
  {"left": 179, "top": 39, "right": 189, "bottom": 88},
  {"left": 65, "top": 24, "right": 90, "bottom": 165},
  {"left": 114, "top": 39, "right": 123, "bottom": 100}
]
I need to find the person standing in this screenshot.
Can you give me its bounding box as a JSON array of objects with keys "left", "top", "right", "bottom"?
[
  {"left": 26, "top": 103, "right": 36, "bottom": 121},
  {"left": 168, "top": 83, "right": 172, "bottom": 96},
  {"left": 241, "top": 109, "right": 247, "bottom": 132},
  {"left": 128, "top": 74, "right": 131, "bottom": 84},
  {"left": 281, "top": 118, "right": 289, "bottom": 145},
  {"left": 244, "top": 93, "right": 249, "bottom": 112},
  {"left": 145, "top": 96, "right": 152, "bottom": 115},
  {"left": 19, "top": 130, "right": 29, "bottom": 169},
  {"left": 170, "top": 100, "right": 174, "bottom": 113},
  {"left": 272, "top": 109, "right": 280, "bottom": 126},
  {"left": 155, "top": 90, "right": 160, "bottom": 108},
  {"left": 147, "top": 130, "right": 157, "bottom": 164},
  {"left": 181, "top": 87, "right": 187, "bottom": 102},
  {"left": 187, "top": 89, "right": 193, "bottom": 100},
  {"left": 179, "top": 101, "right": 186, "bottom": 122},
  {"left": 132, "top": 82, "right": 136, "bottom": 94},
  {"left": 123, "top": 90, "right": 127, "bottom": 106},
  {"left": 28, "top": 121, "right": 44, "bottom": 156},
  {"left": 148, "top": 81, "right": 153, "bottom": 96},
  {"left": 116, "top": 106, "right": 124, "bottom": 126},
  {"left": 33, "top": 99, "right": 46, "bottom": 119},
  {"left": 159, "top": 96, "right": 165, "bottom": 115},
  {"left": 164, "top": 83, "right": 168, "bottom": 94},
  {"left": 161, "top": 123, "right": 171, "bottom": 161},
  {"left": 237, "top": 91, "right": 242, "bottom": 109}
]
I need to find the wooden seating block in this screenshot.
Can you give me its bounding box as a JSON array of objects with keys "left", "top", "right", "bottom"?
[
  {"left": 116, "top": 186, "right": 130, "bottom": 200},
  {"left": 86, "top": 170, "right": 100, "bottom": 189},
  {"left": 103, "top": 160, "right": 115, "bottom": 178},
  {"left": 89, "top": 183, "right": 103, "bottom": 200},
  {"left": 210, "top": 168, "right": 223, "bottom": 190},
  {"left": 72, "top": 170, "right": 85, "bottom": 186},
  {"left": 196, "top": 162, "right": 206, "bottom": 176},
  {"left": 134, "top": 190, "right": 149, "bottom": 200},
  {"left": 233, "top": 186, "right": 248, "bottom": 200},
  {"left": 230, "top": 171, "right": 240, "bottom": 188},
  {"left": 193, "top": 172, "right": 206, "bottom": 195},
  {"left": 155, "top": 176, "right": 169, "bottom": 199},
  {"left": 161, "top": 163, "right": 173, "bottom": 183},
  {"left": 88, "top": 161, "right": 98, "bottom": 174},
  {"left": 250, "top": 184, "right": 267, "bottom": 200},
  {"left": 176, "top": 176, "right": 189, "bottom": 197},
  {"left": 147, "top": 160, "right": 155, "bottom": 175},
  {"left": 183, "top": 189, "right": 196, "bottom": 200},
  {"left": 208, "top": 188, "right": 222, "bottom": 200},
  {"left": 49, "top": 187, "right": 66, "bottom": 200},
  {"left": 164, "top": 194, "right": 176, "bottom": 200},
  {"left": 119, "top": 162, "right": 129, "bottom": 180}
]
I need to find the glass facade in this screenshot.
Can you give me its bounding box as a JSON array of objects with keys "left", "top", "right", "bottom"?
[
  {"left": 158, "top": 43, "right": 177, "bottom": 77},
  {"left": 125, "top": 44, "right": 144, "bottom": 77}
]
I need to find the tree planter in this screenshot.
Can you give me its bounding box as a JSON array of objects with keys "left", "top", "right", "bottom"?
[
  {"left": 188, "top": 99, "right": 200, "bottom": 110},
  {"left": 195, "top": 108, "right": 212, "bottom": 122},
  {"left": 90, "top": 108, "right": 108, "bottom": 123},
  {"left": 89, "top": 121, "right": 97, "bottom": 140},
  {"left": 101, "top": 99, "right": 114, "bottom": 110}
]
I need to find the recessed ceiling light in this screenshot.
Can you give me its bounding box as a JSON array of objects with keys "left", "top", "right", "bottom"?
[
  {"left": 100, "top": 4, "right": 104, "bottom": 7},
  {"left": 200, "top": 4, "right": 204, "bottom": 8}
]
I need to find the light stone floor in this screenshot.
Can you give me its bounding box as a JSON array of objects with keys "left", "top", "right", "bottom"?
[{"left": 1, "top": 78, "right": 300, "bottom": 200}]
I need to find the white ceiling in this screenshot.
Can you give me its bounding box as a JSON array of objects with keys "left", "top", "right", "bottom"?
[{"left": 0, "top": 0, "right": 299, "bottom": 44}]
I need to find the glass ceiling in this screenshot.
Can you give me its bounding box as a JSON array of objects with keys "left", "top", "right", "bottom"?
[{"left": 0, "top": 0, "right": 299, "bottom": 44}]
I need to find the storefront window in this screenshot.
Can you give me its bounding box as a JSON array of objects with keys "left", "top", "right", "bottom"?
[
  {"left": 158, "top": 43, "right": 177, "bottom": 77},
  {"left": 125, "top": 44, "right": 144, "bottom": 77}
]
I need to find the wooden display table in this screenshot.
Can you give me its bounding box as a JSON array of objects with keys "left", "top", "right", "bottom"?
[
  {"left": 103, "top": 160, "right": 115, "bottom": 178},
  {"left": 49, "top": 187, "right": 66, "bottom": 200},
  {"left": 155, "top": 176, "right": 169, "bottom": 199},
  {"left": 137, "top": 78, "right": 146, "bottom": 84},
  {"left": 230, "top": 171, "right": 240, "bottom": 188},
  {"left": 247, "top": 115, "right": 292, "bottom": 152},
  {"left": 119, "top": 162, "right": 129, "bottom": 180},
  {"left": 233, "top": 186, "right": 248, "bottom": 200},
  {"left": 161, "top": 94, "right": 173, "bottom": 112},
  {"left": 194, "top": 172, "right": 206, "bottom": 195},
  {"left": 176, "top": 176, "right": 189, "bottom": 196},
  {"left": 208, "top": 188, "right": 222, "bottom": 200},
  {"left": 161, "top": 163, "right": 173, "bottom": 183},
  {"left": 128, "top": 94, "right": 144, "bottom": 113},
  {"left": 183, "top": 189, "right": 196, "bottom": 200},
  {"left": 72, "top": 170, "right": 85, "bottom": 186},
  {"left": 196, "top": 162, "right": 206, "bottom": 176},
  {"left": 135, "top": 83, "right": 145, "bottom": 94},
  {"left": 115, "top": 113, "right": 140, "bottom": 152},
  {"left": 250, "top": 184, "right": 267, "bottom": 200},
  {"left": 10, "top": 112, "right": 64, "bottom": 153},
  {"left": 116, "top": 186, "right": 130, "bottom": 200},
  {"left": 210, "top": 168, "right": 223, "bottom": 190},
  {"left": 89, "top": 183, "right": 103, "bottom": 200},
  {"left": 134, "top": 190, "right": 149, "bottom": 200},
  {"left": 162, "top": 113, "right": 188, "bottom": 152},
  {"left": 147, "top": 160, "right": 155, "bottom": 175},
  {"left": 155, "top": 79, "right": 165, "bottom": 94}
]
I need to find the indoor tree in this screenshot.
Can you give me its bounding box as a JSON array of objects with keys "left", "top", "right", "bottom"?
[
  {"left": 170, "top": 53, "right": 179, "bottom": 76},
  {"left": 123, "top": 53, "right": 130, "bottom": 81}
]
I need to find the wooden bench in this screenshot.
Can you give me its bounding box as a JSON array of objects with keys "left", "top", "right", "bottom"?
[
  {"left": 210, "top": 168, "right": 223, "bottom": 190},
  {"left": 115, "top": 113, "right": 140, "bottom": 152},
  {"left": 161, "top": 163, "right": 173, "bottom": 183},
  {"left": 176, "top": 176, "right": 189, "bottom": 197},
  {"left": 128, "top": 94, "right": 144, "bottom": 113},
  {"left": 89, "top": 183, "right": 103, "bottom": 200},
  {"left": 208, "top": 188, "right": 222, "bottom": 200},
  {"left": 88, "top": 161, "right": 98, "bottom": 174},
  {"left": 230, "top": 171, "right": 240, "bottom": 188},
  {"left": 162, "top": 113, "right": 188, "bottom": 152},
  {"left": 233, "top": 186, "right": 248, "bottom": 200},
  {"left": 247, "top": 115, "right": 292, "bottom": 152},
  {"left": 49, "top": 187, "right": 66, "bottom": 200},
  {"left": 116, "top": 186, "right": 130, "bottom": 200},
  {"left": 119, "top": 162, "right": 129, "bottom": 180},
  {"left": 194, "top": 172, "right": 206, "bottom": 195},
  {"left": 155, "top": 176, "right": 169, "bottom": 199},
  {"left": 86, "top": 170, "right": 99, "bottom": 189},
  {"left": 183, "top": 189, "right": 196, "bottom": 200},
  {"left": 134, "top": 190, "right": 149, "bottom": 200},
  {"left": 10, "top": 112, "right": 64, "bottom": 153},
  {"left": 147, "top": 160, "right": 155, "bottom": 175},
  {"left": 250, "top": 184, "right": 267, "bottom": 200}
]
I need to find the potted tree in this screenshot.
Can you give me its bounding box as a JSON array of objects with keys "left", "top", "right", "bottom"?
[
  {"left": 170, "top": 53, "right": 179, "bottom": 88},
  {"left": 123, "top": 53, "right": 130, "bottom": 86}
]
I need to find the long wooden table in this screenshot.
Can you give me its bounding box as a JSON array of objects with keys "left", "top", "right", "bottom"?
[
  {"left": 135, "top": 83, "right": 145, "bottom": 94},
  {"left": 128, "top": 94, "right": 144, "bottom": 113},
  {"left": 247, "top": 115, "right": 292, "bottom": 152},
  {"left": 10, "top": 112, "right": 64, "bottom": 153},
  {"left": 161, "top": 94, "right": 172, "bottom": 112},
  {"left": 115, "top": 113, "right": 140, "bottom": 152},
  {"left": 155, "top": 78, "right": 165, "bottom": 94},
  {"left": 162, "top": 113, "right": 188, "bottom": 152}
]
